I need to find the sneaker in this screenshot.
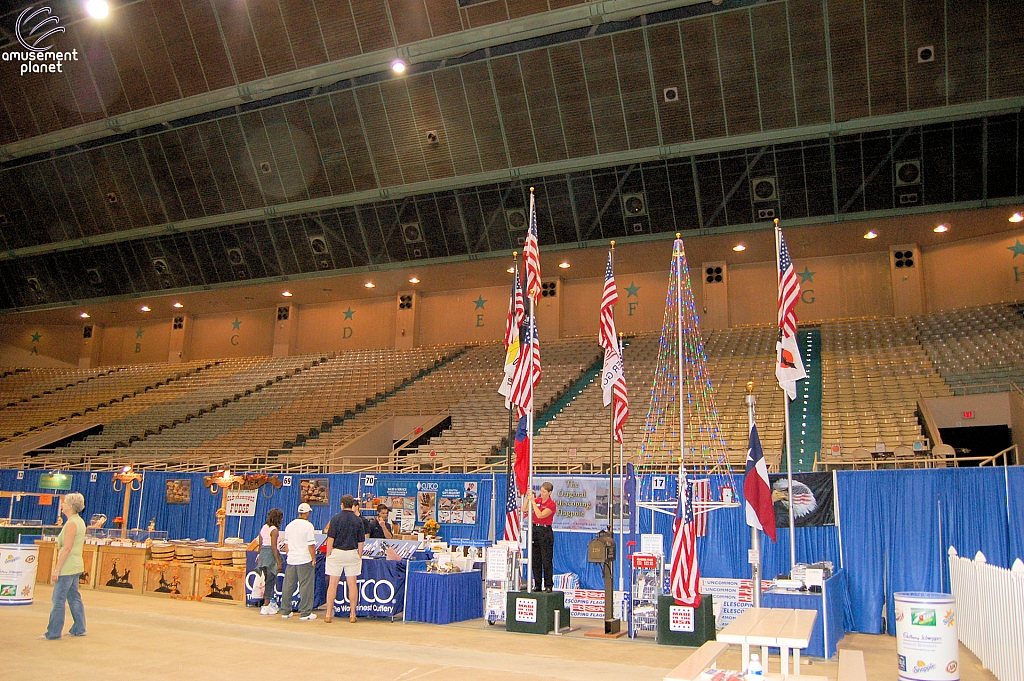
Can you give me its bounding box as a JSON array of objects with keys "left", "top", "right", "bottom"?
[
  {"left": 299, "top": 613, "right": 317, "bottom": 621},
  {"left": 259, "top": 605, "right": 269, "bottom": 615},
  {"left": 281, "top": 612, "right": 293, "bottom": 619},
  {"left": 266, "top": 603, "right": 279, "bottom": 615}
]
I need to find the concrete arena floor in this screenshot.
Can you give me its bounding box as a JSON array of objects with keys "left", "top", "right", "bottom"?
[{"left": 1, "top": 586, "right": 996, "bottom": 681}]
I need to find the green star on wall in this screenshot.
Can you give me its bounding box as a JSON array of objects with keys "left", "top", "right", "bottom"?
[
  {"left": 474, "top": 296, "right": 487, "bottom": 310},
  {"left": 135, "top": 328, "right": 144, "bottom": 339},
  {"left": 625, "top": 282, "right": 640, "bottom": 298},
  {"left": 30, "top": 332, "right": 41, "bottom": 343},
  {"left": 1009, "top": 240, "right": 1024, "bottom": 258},
  {"left": 343, "top": 308, "right": 355, "bottom": 320},
  {"left": 798, "top": 267, "right": 816, "bottom": 283},
  {"left": 231, "top": 318, "right": 242, "bottom": 330}
]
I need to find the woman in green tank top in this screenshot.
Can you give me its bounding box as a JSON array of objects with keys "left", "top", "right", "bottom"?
[{"left": 42, "top": 492, "right": 87, "bottom": 640}]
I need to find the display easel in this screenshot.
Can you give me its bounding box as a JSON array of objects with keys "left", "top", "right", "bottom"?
[{"left": 112, "top": 466, "right": 143, "bottom": 539}]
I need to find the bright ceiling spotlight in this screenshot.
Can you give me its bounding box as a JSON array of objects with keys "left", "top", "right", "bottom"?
[
  {"left": 391, "top": 60, "right": 406, "bottom": 74},
  {"left": 933, "top": 223, "right": 950, "bottom": 233},
  {"left": 558, "top": 261, "right": 570, "bottom": 269},
  {"left": 140, "top": 305, "right": 151, "bottom": 312},
  {"left": 408, "top": 277, "right": 420, "bottom": 284},
  {"left": 281, "top": 291, "right": 292, "bottom": 297},
  {"left": 863, "top": 230, "right": 878, "bottom": 239},
  {"left": 80, "top": 312, "right": 90, "bottom": 318},
  {"left": 506, "top": 266, "right": 515, "bottom": 274},
  {"left": 86, "top": 0, "right": 109, "bottom": 19},
  {"left": 172, "top": 302, "right": 183, "bottom": 308},
  {"left": 364, "top": 281, "right": 376, "bottom": 289},
  {"left": 1010, "top": 212, "right": 1024, "bottom": 223},
  {"left": 732, "top": 244, "right": 746, "bottom": 252}
]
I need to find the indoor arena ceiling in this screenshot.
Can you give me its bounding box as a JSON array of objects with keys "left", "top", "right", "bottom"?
[{"left": 0, "top": 0, "right": 1022, "bottom": 312}]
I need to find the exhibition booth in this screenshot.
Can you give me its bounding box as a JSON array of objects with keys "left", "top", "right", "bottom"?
[{"left": 2, "top": 466, "right": 1023, "bottom": 651}]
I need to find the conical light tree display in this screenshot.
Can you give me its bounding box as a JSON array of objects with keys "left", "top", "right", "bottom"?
[{"left": 635, "top": 235, "right": 735, "bottom": 481}]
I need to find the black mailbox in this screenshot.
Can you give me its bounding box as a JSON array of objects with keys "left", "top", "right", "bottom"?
[{"left": 587, "top": 530, "right": 616, "bottom": 563}]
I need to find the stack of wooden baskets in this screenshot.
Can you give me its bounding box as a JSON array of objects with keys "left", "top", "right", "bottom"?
[
  {"left": 150, "top": 542, "right": 175, "bottom": 562},
  {"left": 173, "top": 544, "right": 194, "bottom": 564}
]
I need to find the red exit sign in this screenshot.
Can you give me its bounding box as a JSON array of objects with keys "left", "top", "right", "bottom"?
[{"left": 962, "top": 411, "right": 974, "bottom": 419}]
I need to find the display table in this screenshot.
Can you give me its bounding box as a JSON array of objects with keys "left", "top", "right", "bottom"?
[
  {"left": 96, "top": 546, "right": 147, "bottom": 594},
  {"left": 328, "top": 558, "right": 423, "bottom": 619},
  {"left": 762, "top": 568, "right": 853, "bottom": 659},
  {"left": 717, "top": 607, "right": 816, "bottom": 676},
  {"left": 405, "top": 569, "right": 483, "bottom": 624}
]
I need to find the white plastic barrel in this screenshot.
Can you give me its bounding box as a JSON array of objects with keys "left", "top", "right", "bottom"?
[
  {"left": 0, "top": 544, "right": 39, "bottom": 605},
  {"left": 895, "top": 591, "right": 959, "bottom": 680}
]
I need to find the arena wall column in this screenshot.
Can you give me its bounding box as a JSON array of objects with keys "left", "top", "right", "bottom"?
[{"left": 78, "top": 323, "right": 103, "bottom": 368}]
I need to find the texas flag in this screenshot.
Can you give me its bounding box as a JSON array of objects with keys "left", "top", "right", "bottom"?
[{"left": 744, "top": 423, "right": 776, "bottom": 542}]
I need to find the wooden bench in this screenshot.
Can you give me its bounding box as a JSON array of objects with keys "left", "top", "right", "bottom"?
[
  {"left": 838, "top": 649, "right": 868, "bottom": 681},
  {"left": 664, "top": 641, "right": 730, "bottom": 681}
]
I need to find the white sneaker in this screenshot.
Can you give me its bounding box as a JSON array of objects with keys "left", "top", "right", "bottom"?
[
  {"left": 259, "top": 605, "right": 269, "bottom": 615},
  {"left": 281, "top": 612, "right": 293, "bottom": 619},
  {"left": 299, "top": 613, "right": 317, "bottom": 621},
  {"left": 266, "top": 603, "right": 279, "bottom": 615}
]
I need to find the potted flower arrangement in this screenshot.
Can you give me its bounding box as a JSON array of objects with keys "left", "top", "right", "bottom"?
[{"left": 422, "top": 519, "right": 440, "bottom": 538}]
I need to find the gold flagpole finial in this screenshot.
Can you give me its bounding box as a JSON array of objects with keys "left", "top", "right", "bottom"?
[
  {"left": 746, "top": 380, "right": 754, "bottom": 395},
  {"left": 513, "top": 251, "right": 518, "bottom": 260},
  {"left": 774, "top": 218, "right": 779, "bottom": 227},
  {"left": 676, "top": 232, "right": 681, "bottom": 239},
  {"left": 530, "top": 186, "right": 535, "bottom": 193},
  {"left": 610, "top": 240, "right": 615, "bottom": 249}
]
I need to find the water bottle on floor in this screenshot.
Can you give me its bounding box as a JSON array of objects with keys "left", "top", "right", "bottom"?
[{"left": 745, "top": 653, "right": 764, "bottom": 679}]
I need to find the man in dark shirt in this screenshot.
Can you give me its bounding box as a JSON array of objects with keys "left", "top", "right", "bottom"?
[
  {"left": 365, "top": 504, "right": 393, "bottom": 539},
  {"left": 324, "top": 495, "right": 365, "bottom": 623}
]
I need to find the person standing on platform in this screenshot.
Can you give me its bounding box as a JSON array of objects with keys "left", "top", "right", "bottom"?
[
  {"left": 280, "top": 502, "right": 317, "bottom": 621},
  {"left": 324, "top": 495, "right": 365, "bottom": 623},
  {"left": 527, "top": 482, "right": 557, "bottom": 592},
  {"left": 255, "top": 508, "right": 284, "bottom": 615},
  {"left": 40, "top": 492, "right": 88, "bottom": 640},
  {"left": 366, "top": 504, "right": 393, "bottom": 539}
]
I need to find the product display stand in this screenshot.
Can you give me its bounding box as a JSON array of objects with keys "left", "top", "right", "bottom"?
[
  {"left": 484, "top": 542, "right": 521, "bottom": 625},
  {"left": 629, "top": 552, "right": 664, "bottom": 638}
]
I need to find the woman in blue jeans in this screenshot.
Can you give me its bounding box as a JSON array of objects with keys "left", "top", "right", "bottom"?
[{"left": 41, "top": 492, "right": 87, "bottom": 640}]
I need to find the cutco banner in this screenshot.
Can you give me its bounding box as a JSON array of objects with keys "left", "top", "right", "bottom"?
[
  {"left": 767, "top": 472, "right": 835, "bottom": 527},
  {"left": 331, "top": 559, "right": 408, "bottom": 618},
  {"left": 538, "top": 476, "right": 627, "bottom": 532},
  {"left": 369, "top": 476, "right": 480, "bottom": 526}
]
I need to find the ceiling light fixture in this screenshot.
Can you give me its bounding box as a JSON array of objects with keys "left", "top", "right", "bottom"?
[
  {"left": 391, "top": 59, "right": 406, "bottom": 74},
  {"left": 732, "top": 244, "right": 746, "bottom": 252},
  {"left": 863, "top": 230, "right": 878, "bottom": 239},
  {"left": 281, "top": 291, "right": 292, "bottom": 297},
  {"left": 140, "top": 305, "right": 151, "bottom": 312},
  {"left": 86, "top": 0, "right": 109, "bottom": 19},
  {"left": 558, "top": 261, "right": 570, "bottom": 269},
  {"left": 506, "top": 266, "right": 515, "bottom": 274},
  {"left": 933, "top": 223, "right": 950, "bottom": 233},
  {"left": 1010, "top": 212, "right": 1024, "bottom": 223},
  {"left": 80, "top": 312, "right": 90, "bottom": 318},
  {"left": 408, "top": 277, "right": 420, "bottom": 284},
  {"left": 173, "top": 302, "right": 183, "bottom": 308},
  {"left": 364, "top": 282, "right": 376, "bottom": 289}
]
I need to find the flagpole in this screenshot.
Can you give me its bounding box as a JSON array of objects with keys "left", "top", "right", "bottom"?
[
  {"left": 618, "top": 331, "right": 625, "bottom": 593},
  {"left": 775, "top": 218, "right": 797, "bottom": 570},
  {"left": 507, "top": 254, "right": 518, "bottom": 518},
  {"left": 675, "top": 235, "right": 686, "bottom": 484},
  {"left": 608, "top": 242, "right": 616, "bottom": 536},
  {"left": 526, "top": 189, "right": 536, "bottom": 593},
  {"left": 746, "top": 380, "right": 762, "bottom": 608}
]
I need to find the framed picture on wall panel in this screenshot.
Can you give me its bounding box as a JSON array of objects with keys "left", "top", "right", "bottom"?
[{"left": 165, "top": 479, "right": 191, "bottom": 504}]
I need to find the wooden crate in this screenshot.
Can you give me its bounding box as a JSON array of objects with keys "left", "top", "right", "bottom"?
[
  {"left": 80, "top": 545, "right": 98, "bottom": 588},
  {"left": 143, "top": 561, "right": 195, "bottom": 599},
  {"left": 33, "top": 540, "right": 58, "bottom": 584},
  {"left": 194, "top": 565, "right": 246, "bottom": 604},
  {"left": 96, "top": 546, "right": 147, "bottom": 594}
]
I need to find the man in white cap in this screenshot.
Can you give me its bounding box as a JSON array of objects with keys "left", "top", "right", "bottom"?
[{"left": 281, "top": 502, "right": 317, "bottom": 620}]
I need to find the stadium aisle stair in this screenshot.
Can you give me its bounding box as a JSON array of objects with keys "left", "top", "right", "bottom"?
[
  {"left": 533, "top": 357, "right": 604, "bottom": 431},
  {"left": 787, "top": 329, "right": 821, "bottom": 471}
]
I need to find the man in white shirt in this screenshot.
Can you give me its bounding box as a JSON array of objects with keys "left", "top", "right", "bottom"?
[{"left": 280, "top": 502, "right": 317, "bottom": 620}]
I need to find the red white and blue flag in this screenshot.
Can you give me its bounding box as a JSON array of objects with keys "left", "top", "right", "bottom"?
[
  {"left": 691, "top": 478, "right": 711, "bottom": 538},
  {"left": 522, "top": 192, "right": 542, "bottom": 302},
  {"left": 598, "top": 251, "right": 628, "bottom": 444},
  {"left": 744, "top": 423, "right": 776, "bottom": 542},
  {"left": 513, "top": 414, "right": 530, "bottom": 496},
  {"left": 503, "top": 472, "right": 521, "bottom": 543},
  {"left": 670, "top": 474, "right": 701, "bottom": 608},
  {"left": 775, "top": 228, "right": 806, "bottom": 400},
  {"left": 508, "top": 311, "right": 539, "bottom": 415},
  {"left": 498, "top": 265, "right": 525, "bottom": 406}
]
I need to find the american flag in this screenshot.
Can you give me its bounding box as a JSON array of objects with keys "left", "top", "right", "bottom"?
[
  {"left": 503, "top": 475, "right": 521, "bottom": 543},
  {"left": 691, "top": 478, "right": 711, "bottom": 538},
  {"left": 598, "top": 251, "right": 628, "bottom": 443},
  {"left": 522, "top": 192, "right": 541, "bottom": 302},
  {"left": 670, "top": 474, "right": 701, "bottom": 608},
  {"left": 508, "top": 314, "right": 539, "bottom": 414},
  {"left": 498, "top": 266, "right": 525, "bottom": 405},
  {"left": 775, "top": 227, "right": 806, "bottom": 400}
]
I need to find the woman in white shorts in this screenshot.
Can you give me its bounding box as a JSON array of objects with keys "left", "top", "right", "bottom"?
[{"left": 323, "top": 495, "right": 365, "bottom": 623}]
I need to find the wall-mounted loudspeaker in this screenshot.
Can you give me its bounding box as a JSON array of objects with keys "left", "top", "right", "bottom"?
[
  {"left": 83, "top": 326, "right": 93, "bottom": 339},
  {"left": 705, "top": 266, "right": 724, "bottom": 284},
  {"left": 402, "top": 223, "right": 423, "bottom": 244},
  {"left": 751, "top": 177, "right": 777, "bottom": 202},
  {"left": 398, "top": 294, "right": 413, "bottom": 310},
  {"left": 506, "top": 208, "right": 527, "bottom": 230},
  {"left": 541, "top": 281, "right": 557, "bottom": 298},
  {"left": 173, "top": 316, "right": 184, "bottom": 330},
  {"left": 893, "top": 249, "right": 915, "bottom": 268},
  {"left": 277, "top": 306, "right": 290, "bottom": 321},
  {"left": 621, "top": 193, "right": 647, "bottom": 217},
  {"left": 895, "top": 160, "right": 921, "bottom": 186},
  {"left": 663, "top": 87, "right": 679, "bottom": 102}
]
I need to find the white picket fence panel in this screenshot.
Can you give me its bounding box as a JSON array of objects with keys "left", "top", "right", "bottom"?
[{"left": 947, "top": 547, "right": 1024, "bottom": 681}]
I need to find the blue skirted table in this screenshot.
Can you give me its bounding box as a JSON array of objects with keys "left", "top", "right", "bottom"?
[
  {"left": 405, "top": 569, "right": 483, "bottom": 624},
  {"left": 762, "top": 568, "right": 854, "bottom": 659}
]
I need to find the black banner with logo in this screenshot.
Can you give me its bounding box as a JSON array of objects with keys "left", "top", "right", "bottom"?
[{"left": 767, "top": 472, "right": 835, "bottom": 527}]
